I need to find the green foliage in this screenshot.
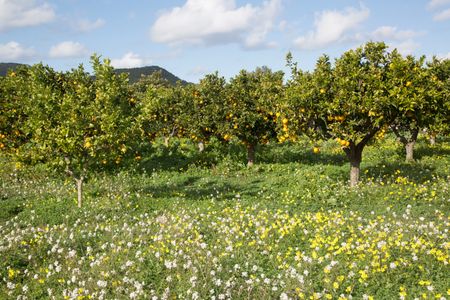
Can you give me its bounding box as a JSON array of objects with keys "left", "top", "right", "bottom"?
[
  {"left": 427, "top": 57, "right": 450, "bottom": 136},
  {"left": 20, "top": 56, "right": 135, "bottom": 174},
  {"left": 130, "top": 70, "right": 172, "bottom": 101},
  {"left": 139, "top": 82, "right": 191, "bottom": 143},
  {"left": 285, "top": 42, "right": 395, "bottom": 185},
  {"left": 0, "top": 66, "right": 32, "bottom": 153},
  {"left": 227, "top": 67, "right": 284, "bottom": 164},
  {"left": 10, "top": 56, "right": 137, "bottom": 206},
  {"left": 388, "top": 52, "right": 440, "bottom": 146},
  {"left": 185, "top": 72, "right": 228, "bottom": 143}
]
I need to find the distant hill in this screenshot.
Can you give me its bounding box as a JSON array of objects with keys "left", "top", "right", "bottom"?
[
  {"left": 1, "top": 63, "right": 187, "bottom": 86},
  {"left": 0, "top": 63, "right": 25, "bottom": 76},
  {"left": 114, "top": 66, "right": 188, "bottom": 85}
]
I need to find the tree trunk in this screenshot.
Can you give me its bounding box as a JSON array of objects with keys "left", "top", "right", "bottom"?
[
  {"left": 391, "top": 126, "right": 419, "bottom": 162},
  {"left": 198, "top": 141, "right": 205, "bottom": 152},
  {"left": 163, "top": 136, "right": 170, "bottom": 147},
  {"left": 405, "top": 142, "right": 415, "bottom": 162},
  {"left": 429, "top": 134, "right": 436, "bottom": 146},
  {"left": 75, "top": 177, "right": 84, "bottom": 208},
  {"left": 247, "top": 143, "right": 256, "bottom": 167},
  {"left": 344, "top": 145, "right": 363, "bottom": 187},
  {"left": 405, "top": 128, "right": 419, "bottom": 161}
]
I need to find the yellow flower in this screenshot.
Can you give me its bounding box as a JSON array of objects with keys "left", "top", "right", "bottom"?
[
  {"left": 8, "top": 268, "right": 16, "bottom": 279},
  {"left": 399, "top": 286, "right": 407, "bottom": 297}
]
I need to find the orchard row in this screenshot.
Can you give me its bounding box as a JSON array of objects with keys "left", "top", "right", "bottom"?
[{"left": 1, "top": 42, "right": 449, "bottom": 205}]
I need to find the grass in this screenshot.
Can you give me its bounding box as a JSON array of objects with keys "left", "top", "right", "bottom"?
[{"left": 0, "top": 135, "right": 449, "bottom": 299}]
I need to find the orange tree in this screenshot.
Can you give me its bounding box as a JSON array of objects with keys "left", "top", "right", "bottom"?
[
  {"left": 387, "top": 52, "right": 441, "bottom": 161},
  {"left": 184, "top": 72, "right": 228, "bottom": 150},
  {"left": 139, "top": 82, "right": 190, "bottom": 147},
  {"left": 19, "top": 56, "right": 136, "bottom": 207},
  {"left": 226, "top": 67, "right": 284, "bottom": 166},
  {"left": 0, "top": 66, "right": 32, "bottom": 153},
  {"left": 286, "top": 42, "right": 393, "bottom": 186},
  {"left": 283, "top": 53, "right": 333, "bottom": 146},
  {"left": 131, "top": 71, "right": 171, "bottom": 102},
  {"left": 426, "top": 57, "right": 450, "bottom": 143}
]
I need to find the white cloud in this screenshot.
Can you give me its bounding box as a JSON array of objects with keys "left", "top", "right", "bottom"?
[
  {"left": 0, "top": 41, "right": 36, "bottom": 61},
  {"left": 370, "top": 26, "right": 422, "bottom": 41},
  {"left": 433, "top": 8, "right": 450, "bottom": 20},
  {"left": 74, "top": 18, "right": 105, "bottom": 32},
  {"left": 0, "top": 0, "right": 55, "bottom": 31},
  {"left": 49, "top": 41, "right": 88, "bottom": 58},
  {"left": 111, "top": 52, "right": 151, "bottom": 68},
  {"left": 428, "top": 0, "right": 450, "bottom": 21},
  {"left": 294, "top": 6, "right": 370, "bottom": 50},
  {"left": 428, "top": 0, "right": 450, "bottom": 9},
  {"left": 150, "top": 0, "right": 282, "bottom": 49},
  {"left": 389, "top": 39, "right": 420, "bottom": 56},
  {"left": 368, "top": 26, "right": 423, "bottom": 56}
]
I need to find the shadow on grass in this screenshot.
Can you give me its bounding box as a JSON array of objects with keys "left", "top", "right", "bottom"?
[
  {"left": 0, "top": 198, "right": 25, "bottom": 222},
  {"left": 138, "top": 142, "right": 349, "bottom": 174},
  {"left": 366, "top": 161, "right": 437, "bottom": 183},
  {"left": 140, "top": 174, "right": 262, "bottom": 201},
  {"left": 414, "top": 144, "right": 450, "bottom": 160},
  {"left": 259, "top": 150, "right": 347, "bottom": 166}
]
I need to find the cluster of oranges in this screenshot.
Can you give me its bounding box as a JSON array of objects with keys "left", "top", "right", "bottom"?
[{"left": 336, "top": 137, "right": 350, "bottom": 147}]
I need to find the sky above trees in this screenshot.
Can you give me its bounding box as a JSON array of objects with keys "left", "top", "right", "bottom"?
[{"left": 0, "top": 0, "right": 449, "bottom": 82}]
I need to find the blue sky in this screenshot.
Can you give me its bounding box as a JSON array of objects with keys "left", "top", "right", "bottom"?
[{"left": 0, "top": 0, "right": 449, "bottom": 82}]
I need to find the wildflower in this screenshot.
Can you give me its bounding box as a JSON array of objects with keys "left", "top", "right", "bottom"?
[
  {"left": 97, "top": 280, "right": 107, "bottom": 288},
  {"left": 6, "top": 282, "right": 15, "bottom": 290},
  {"left": 280, "top": 292, "right": 289, "bottom": 300}
]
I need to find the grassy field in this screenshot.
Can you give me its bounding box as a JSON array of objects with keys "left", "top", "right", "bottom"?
[{"left": 1, "top": 136, "right": 449, "bottom": 299}]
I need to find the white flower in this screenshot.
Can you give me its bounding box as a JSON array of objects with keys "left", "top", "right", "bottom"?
[
  {"left": 125, "top": 260, "right": 134, "bottom": 267},
  {"left": 97, "top": 280, "right": 107, "bottom": 288},
  {"left": 192, "top": 291, "right": 199, "bottom": 300},
  {"left": 7, "top": 282, "right": 15, "bottom": 290},
  {"left": 280, "top": 292, "right": 289, "bottom": 300},
  {"left": 389, "top": 262, "right": 397, "bottom": 269}
]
